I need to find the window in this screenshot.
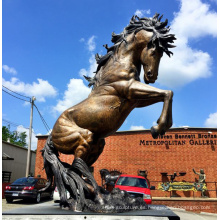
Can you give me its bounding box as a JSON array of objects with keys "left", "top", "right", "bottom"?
[
  {"left": 13, "top": 177, "right": 37, "bottom": 184},
  {"left": 116, "top": 177, "right": 148, "bottom": 188}
]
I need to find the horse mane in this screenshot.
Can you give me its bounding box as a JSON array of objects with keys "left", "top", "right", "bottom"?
[{"left": 84, "top": 13, "right": 176, "bottom": 88}]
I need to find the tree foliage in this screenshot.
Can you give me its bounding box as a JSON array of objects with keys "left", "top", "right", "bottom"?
[{"left": 2, "top": 126, "right": 27, "bottom": 148}]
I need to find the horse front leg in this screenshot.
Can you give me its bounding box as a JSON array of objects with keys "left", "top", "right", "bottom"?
[
  {"left": 127, "top": 80, "right": 173, "bottom": 138},
  {"left": 152, "top": 92, "right": 173, "bottom": 138}
]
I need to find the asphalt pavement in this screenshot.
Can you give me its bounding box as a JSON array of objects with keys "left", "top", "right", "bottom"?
[
  {"left": 1, "top": 199, "right": 217, "bottom": 220},
  {"left": 167, "top": 207, "right": 217, "bottom": 220}
]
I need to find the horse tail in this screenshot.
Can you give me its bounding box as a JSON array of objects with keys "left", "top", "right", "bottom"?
[
  {"left": 39, "top": 134, "right": 55, "bottom": 192},
  {"left": 40, "top": 134, "right": 88, "bottom": 208},
  {"left": 39, "top": 135, "right": 67, "bottom": 201}
]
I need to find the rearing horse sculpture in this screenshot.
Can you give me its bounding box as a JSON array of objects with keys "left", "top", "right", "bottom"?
[{"left": 41, "top": 13, "right": 176, "bottom": 212}]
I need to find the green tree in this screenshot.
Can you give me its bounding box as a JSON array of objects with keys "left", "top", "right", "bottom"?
[
  {"left": 2, "top": 126, "right": 11, "bottom": 141},
  {"left": 2, "top": 126, "right": 27, "bottom": 147}
]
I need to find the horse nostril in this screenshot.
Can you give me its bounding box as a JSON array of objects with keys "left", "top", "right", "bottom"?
[{"left": 147, "top": 71, "right": 152, "bottom": 77}]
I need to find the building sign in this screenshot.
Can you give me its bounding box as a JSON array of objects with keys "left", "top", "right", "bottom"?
[
  {"left": 140, "top": 133, "right": 217, "bottom": 146},
  {"left": 158, "top": 182, "right": 207, "bottom": 192}
]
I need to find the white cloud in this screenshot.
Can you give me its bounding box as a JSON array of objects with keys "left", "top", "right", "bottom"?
[
  {"left": 157, "top": 0, "right": 217, "bottom": 88},
  {"left": 172, "top": 0, "right": 217, "bottom": 39},
  {"left": 130, "top": 125, "right": 146, "bottom": 130},
  {"left": 87, "top": 35, "right": 96, "bottom": 52},
  {"left": 204, "top": 112, "right": 217, "bottom": 127},
  {"left": 152, "top": 121, "right": 157, "bottom": 126},
  {"left": 79, "top": 38, "right": 85, "bottom": 42},
  {"left": 2, "top": 65, "right": 17, "bottom": 75},
  {"left": 179, "top": 125, "right": 190, "bottom": 129},
  {"left": 135, "top": 9, "right": 151, "bottom": 17},
  {"left": 79, "top": 55, "right": 97, "bottom": 78},
  {"left": 53, "top": 35, "right": 97, "bottom": 116},
  {"left": 79, "top": 35, "right": 98, "bottom": 78},
  {"left": 16, "top": 125, "right": 40, "bottom": 150},
  {"left": 2, "top": 77, "right": 58, "bottom": 102},
  {"left": 52, "top": 78, "right": 91, "bottom": 115},
  {"left": 159, "top": 48, "right": 212, "bottom": 87}
]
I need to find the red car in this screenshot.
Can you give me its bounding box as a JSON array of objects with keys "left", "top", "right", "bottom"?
[{"left": 114, "top": 174, "right": 154, "bottom": 204}]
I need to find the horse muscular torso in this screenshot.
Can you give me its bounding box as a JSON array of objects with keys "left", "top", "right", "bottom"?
[
  {"left": 51, "top": 29, "right": 174, "bottom": 166},
  {"left": 52, "top": 62, "right": 139, "bottom": 156}
]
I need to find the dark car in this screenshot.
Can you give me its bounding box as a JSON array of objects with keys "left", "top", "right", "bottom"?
[{"left": 4, "top": 177, "right": 54, "bottom": 203}]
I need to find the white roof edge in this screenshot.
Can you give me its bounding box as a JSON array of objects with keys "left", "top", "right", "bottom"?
[{"left": 36, "top": 127, "right": 217, "bottom": 137}]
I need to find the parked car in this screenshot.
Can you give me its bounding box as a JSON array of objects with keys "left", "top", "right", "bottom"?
[
  {"left": 4, "top": 177, "right": 54, "bottom": 203},
  {"left": 114, "top": 174, "right": 155, "bottom": 204},
  {"left": 53, "top": 186, "right": 71, "bottom": 203}
]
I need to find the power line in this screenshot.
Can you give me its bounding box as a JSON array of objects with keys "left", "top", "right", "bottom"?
[
  {"left": 2, "top": 85, "right": 31, "bottom": 100},
  {"left": 2, "top": 88, "right": 31, "bottom": 103},
  {"left": 2, "top": 119, "right": 29, "bottom": 130},
  {"left": 34, "top": 104, "right": 51, "bottom": 133},
  {"left": 2, "top": 85, "right": 51, "bottom": 134}
]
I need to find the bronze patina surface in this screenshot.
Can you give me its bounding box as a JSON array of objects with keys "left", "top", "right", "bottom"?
[{"left": 41, "top": 13, "right": 176, "bottom": 212}]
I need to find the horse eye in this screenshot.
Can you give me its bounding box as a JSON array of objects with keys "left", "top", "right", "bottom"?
[{"left": 151, "top": 50, "right": 156, "bottom": 56}]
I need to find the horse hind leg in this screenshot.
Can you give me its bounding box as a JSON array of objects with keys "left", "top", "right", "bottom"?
[
  {"left": 52, "top": 122, "right": 93, "bottom": 155},
  {"left": 53, "top": 122, "right": 104, "bottom": 206},
  {"left": 71, "top": 139, "right": 106, "bottom": 205},
  {"left": 85, "top": 138, "right": 105, "bottom": 167},
  {"left": 52, "top": 123, "right": 100, "bottom": 209}
]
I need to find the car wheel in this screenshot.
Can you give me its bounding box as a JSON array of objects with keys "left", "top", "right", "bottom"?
[
  {"left": 36, "top": 193, "right": 41, "bottom": 203},
  {"left": 6, "top": 198, "right": 13, "bottom": 203}
]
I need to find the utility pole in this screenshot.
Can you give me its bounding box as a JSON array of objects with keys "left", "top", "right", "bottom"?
[{"left": 26, "top": 96, "right": 36, "bottom": 177}]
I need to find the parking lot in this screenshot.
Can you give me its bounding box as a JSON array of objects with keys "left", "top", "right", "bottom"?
[
  {"left": 2, "top": 199, "right": 217, "bottom": 220},
  {"left": 2, "top": 198, "right": 54, "bottom": 212}
]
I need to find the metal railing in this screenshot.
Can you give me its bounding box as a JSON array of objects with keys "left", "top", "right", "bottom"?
[{"left": 150, "top": 181, "right": 217, "bottom": 198}]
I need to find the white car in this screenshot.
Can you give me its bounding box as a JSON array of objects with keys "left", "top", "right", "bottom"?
[{"left": 53, "top": 186, "right": 71, "bottom": 203}]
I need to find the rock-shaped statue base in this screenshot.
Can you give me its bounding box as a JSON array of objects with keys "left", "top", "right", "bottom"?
[
  {"left": 40, "top": 136, "right": 148, "bottom": 213},
  {"left": 85, "top": 188, "right": 148, "bottom": 213}
]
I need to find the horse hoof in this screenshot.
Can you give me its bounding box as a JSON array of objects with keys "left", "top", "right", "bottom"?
[
  {"left": 151, "top": 126, "right": 159, "bottom": 139},
  {"left": 160, "top": 129, "right": 166, "bottom": 136}
]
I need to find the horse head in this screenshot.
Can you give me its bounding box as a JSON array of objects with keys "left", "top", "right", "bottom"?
[
  {"left": 139, "top": 35, "right": 163, "bottom": 84},
  {"left": 128, "top": 14, "right": 176, "bottom": 84},
  {"left": 84, "top": 13, "right": 176, "bottom": 88}
]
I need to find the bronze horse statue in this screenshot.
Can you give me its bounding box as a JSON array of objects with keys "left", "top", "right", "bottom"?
[{"left": 41, "top": 13, "right": 176, "bottom": 212}]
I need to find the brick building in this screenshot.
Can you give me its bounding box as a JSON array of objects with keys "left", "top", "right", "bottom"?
[{"left": 35, "top": 127, "right": 217, "bottom": 213}]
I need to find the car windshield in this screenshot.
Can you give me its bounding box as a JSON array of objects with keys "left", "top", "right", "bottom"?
[
  {"left": 13, "top": 177, "right": 37, "bottom": 184},
  {"left": 116, "top": 177, "right": 148, "bottom": 188}
]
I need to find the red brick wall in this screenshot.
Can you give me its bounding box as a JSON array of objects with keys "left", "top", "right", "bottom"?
[
  {"left": 35, "top": 137, "right": 75, "bottom": 177},
  {"left": 2, "top": 183, "right": 11, "bottom": 199},
  {"left": 35, "top": 128, "right": 217, "bottom": 198}
]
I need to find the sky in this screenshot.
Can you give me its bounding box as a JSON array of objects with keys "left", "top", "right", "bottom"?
[{"left": 2, "top": 0, "right": 217, "bottom": 150}]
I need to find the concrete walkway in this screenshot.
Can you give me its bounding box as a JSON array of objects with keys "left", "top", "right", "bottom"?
[
  {"left": 2, "top": 199, "right": 217, "bottom": 220},
  {"left": 169, "top": 207, "right": 217, "bottom": 220}
]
